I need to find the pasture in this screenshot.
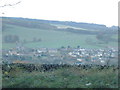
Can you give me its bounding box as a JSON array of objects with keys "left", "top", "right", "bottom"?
[
  {"left": 1, "top": 18, "right": 118, "bottom": 89},
  {"left": 2, "top": 24, "right": 118, "bottom": 49}
]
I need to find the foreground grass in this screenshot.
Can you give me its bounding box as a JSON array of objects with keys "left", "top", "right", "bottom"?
[{"left": 2, "top": 66, "right": 118, "bottom": 88}]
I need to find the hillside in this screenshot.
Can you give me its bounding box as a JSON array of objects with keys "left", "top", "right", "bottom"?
[{"left": 1, "top": 17, "right": 118, "bottom": 49}]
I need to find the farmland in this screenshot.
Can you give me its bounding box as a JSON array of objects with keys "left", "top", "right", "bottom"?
[
  {"left": 1, "top": 17, "right": 119, "bottom": 88},
  {"left": 2, "top": 23, "right": 118, "bottom": 49}
]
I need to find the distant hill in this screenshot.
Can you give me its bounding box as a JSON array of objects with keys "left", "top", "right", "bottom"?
[
  {"left": 1, "top": 17, "right": 118, "bottom": 31},
  {"left": 1, "top": 17, "right": 57, "bottom": 30},
  {"left": 1, "top": 17, "right": 118, "bottom": 49},
  {"left": 1, "top": 17, "right": 118, "bottom": 35}
]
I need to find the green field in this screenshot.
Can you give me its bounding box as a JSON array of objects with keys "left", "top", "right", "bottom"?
[
  {"left": 2, "top": 18, "right": 119, "bottom": 88},
  {"left": 2, "top": 24, "right": 118, "bottom": 49}
]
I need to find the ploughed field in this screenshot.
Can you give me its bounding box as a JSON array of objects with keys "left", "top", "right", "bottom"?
[{"left": 2, "top": 63, "right": 119, "bottom": 88}]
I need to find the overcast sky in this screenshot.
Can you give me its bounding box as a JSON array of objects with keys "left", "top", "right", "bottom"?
[{"left": 0, "top": 0, "right": 119, "bottom": 27}]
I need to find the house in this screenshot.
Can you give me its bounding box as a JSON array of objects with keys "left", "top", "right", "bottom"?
[
  {"left": 39, "top": 48, "right": 47, "bottom": 53},
  {"left": 77, "top": 58, "right": 83, "bottom": 62},
  {"left": 48, "top": 48, "right": 57, "bottom": 53}
]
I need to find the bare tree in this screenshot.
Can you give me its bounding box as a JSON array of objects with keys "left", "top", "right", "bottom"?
[
  {"left": 0, "top": 1, "right": 21, "bottom": 8},
  {"left": 0, "top": 0, "right": 22, "bottom": 15}
]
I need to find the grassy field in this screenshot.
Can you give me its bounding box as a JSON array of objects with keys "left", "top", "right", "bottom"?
[
  {"left": 2, "top": 24, "right": 118, "bottom": 49},
  {"left": 2, "top": 64, "right": 118, "bottom": 88}
]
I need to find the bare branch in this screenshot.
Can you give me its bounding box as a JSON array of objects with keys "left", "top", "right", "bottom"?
[{"left": 0, "top": 1, "right": 21, "bottom": 8}]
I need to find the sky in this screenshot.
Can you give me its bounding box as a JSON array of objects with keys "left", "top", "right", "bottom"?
[{"left": 0, "top": 0, "right": 119, "bottom": 27}]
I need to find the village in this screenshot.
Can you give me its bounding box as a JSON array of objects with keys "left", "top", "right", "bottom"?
[{"left": 2, "top": 46, "right": 118, "bottom": 66}]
